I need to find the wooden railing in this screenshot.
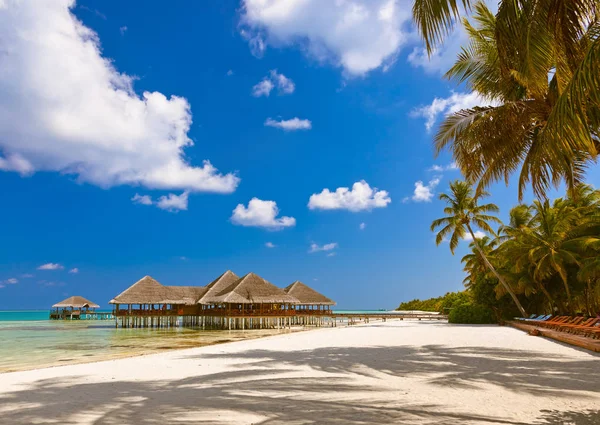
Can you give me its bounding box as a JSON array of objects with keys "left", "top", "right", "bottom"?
[
  {"left": 114, "top": 308, "right": 334, "bottom": 317},
  {"left": 114, "top": 309, "right": 180, "bottom": 317}
]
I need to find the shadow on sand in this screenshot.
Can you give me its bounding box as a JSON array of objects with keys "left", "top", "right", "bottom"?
[{"left": 0, "top": 324, "right": 598, "bottom": 424}]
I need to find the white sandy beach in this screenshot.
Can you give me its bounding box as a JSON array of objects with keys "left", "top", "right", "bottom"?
[{"left": 1, "top": 320, "right": 599, "bottom": 425}]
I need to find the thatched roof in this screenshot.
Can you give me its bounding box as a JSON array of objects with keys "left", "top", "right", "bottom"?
[
  {"left": 284, "top": 281, "right": 336, "bottom": 305},
  {"left": 209, "top": 272, "right": 300, "bottom": 304},
  {"left": 53, "top": 296, "right": 99, "bottom": 309},
  {"left": 198, "top": 270, "right": 240, "bottom": 304},
  {"left": 165, "top": 286, "right": 208, "bottom": 305},
  {"left": 109, "top": 276, "right": 178, "bottom": 305}
]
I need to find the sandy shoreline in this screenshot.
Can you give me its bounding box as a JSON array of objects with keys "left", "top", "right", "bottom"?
[{"left": 1, "top": 320, "right": 599, "bottom": 424}]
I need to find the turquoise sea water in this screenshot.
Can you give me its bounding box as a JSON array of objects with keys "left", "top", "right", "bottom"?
[{"left": 0, "top": 310, "right": 295, "bottom": 373}]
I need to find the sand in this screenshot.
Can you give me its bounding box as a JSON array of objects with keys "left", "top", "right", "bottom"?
[{"left": 0, "top": 320, "right": 598, "bottom": 424}]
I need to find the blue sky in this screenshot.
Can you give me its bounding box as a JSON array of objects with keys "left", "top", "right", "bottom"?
[{"left": 0, "top": 0, "right": 596, "bottom": 310}]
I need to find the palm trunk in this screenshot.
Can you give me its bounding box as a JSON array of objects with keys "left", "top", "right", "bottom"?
[
  {"left": 466, "top": 224, "right": 528, "bottom": 318},
  {"left": 537, "top": 282, "right": 555, "bottom": 311}
]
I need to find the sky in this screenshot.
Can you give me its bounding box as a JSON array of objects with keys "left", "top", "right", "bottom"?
[{"left": 0, "top": 0, "right": 597, "bottom": 310}]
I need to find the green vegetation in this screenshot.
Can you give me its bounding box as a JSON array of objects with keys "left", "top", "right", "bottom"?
[
  {"left": 412, "top": 1, "right": 600, "bottom": 324},
  {"left": 431, "top": 180, "right": 528, "bottom": 317},
  {"left": 428, "top": 181, "right": 600, "bottom": 323},
  {"left": 397, "top": 291, "right": 470, "bottom": 313},
  {"left": 448, "top": 304, "right": 495, "bottom": 324},
  {"left": 415, "top": 1, "right": 600, "bottom": 199}
]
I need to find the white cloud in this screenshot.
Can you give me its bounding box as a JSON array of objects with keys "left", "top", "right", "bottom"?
[
  {"left": 308, "top": 180, "right": 391, "bottom": 212},
  {"left": 252, "top": 70, "right": 295, "bottom": 97},
  {"left": 119, "top": 25, "right": 127, "bottom": 35},
  {"left": 359, "top": 222, "right": 366, "bottom": 230},
  {"left": 309, "top": 242, "right": 338, "bottom": 253},
  {"left": 156, "top": 192, "right": 189, "bottom": 212},
  {"left": 463, "top": 230, "right": 486, "bottom": 241},
  {"left": 227, "top": 69, "right": 234, "bottom": 76},
  {"left": 327, "top": 252, "right": 336, "bottom": 257},
  {"left": 252, "top": 79, "right": 275, "bottom": 97},
  {"left": 240, "top": 0, "right": 413, "bottom": 76},
  {"left": 179, "top": 256, "right": 188, "bottom": 260},
  {"left": 270, "top": 70, "right": 295, "bottom": 94},
  {"left": 428, "top": 163, "right": 458, "bottom": 172},
  {"left": 404, "top": 177, "right": 440, "bottom": 203},
  {"left": 131, "top": 193, "right": 153, "bottom": 205},
  {"left": 411, "top": 91, "right": 500, "bottom": 131},
  {"left": 0, "top": 1, "right": 239, "bottom": 194},
  {"left": 37, "top": 263, "right": 64, "bottom": 270},
  {"left": 1, "top": 278, "right": 18, "bottom": 285},
  {"left": 407, "top": 0, "right": 499, "bottom": 75},
  {"left": 265, "top": 242, "right": 276, "bottom": 248},
  {"left": 264, "top": 117, "right": 312, "bottom": 131},
  {"left": 68, "top": 268, "right": 79, "bottom": 274},
  {"left": 231, "top": 198, "right": 296, "bottom": 230}
]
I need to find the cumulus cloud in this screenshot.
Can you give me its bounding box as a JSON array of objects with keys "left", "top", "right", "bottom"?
[
  {"left": 264, "top": 117, "right": 312, "bottom": 131},
  {"left": 156, "top": 192, "right": 189, "bottom": 212},
  {"left": 68, "top": 268, "right": 79, "bottom": 274},
  {"left": 0, "top": 1, "right": 239, "bottom": 194},
  {"left": 269, "top": 70, "right": 295, "bottom": 94},
  {"left": 309, "top": 242, "right": 338, "bottom": 253},
  {"left": 37, "top": 263, "right": 64, "bottom": 270},
  {"left": 252, "top": 70, "right": 295, "bottom": 97},
  {"left": 231, "top": 198, "right": 296, "bottom": 230},
  {"left": 411, "top": 91, "right": 500, "bottom": 131},
  {"left": 252, "top": 79, "right": 275, "bottom": 97},
  {"left": 403, "top": 177, "right": 441, "bottom": 203},
  {"left": 359, "top": 222, "right": 366, "bottom": 230},
  {"left": 265, "top": 242, "right": 276, "bottom": 248},
  {"left": 131, "top": 193, "right": 153, "bottom": 206},
  {"left": 119, "top": 25, "right": 127, "bottom": 35},
  {"left": 308, "top": 180, "right": 391, "bottom": 212},
  {"left": 463, "top": 230, "right": 486, "bottom": 241},
  {"left": 240, "top": 0, "right": 413, "bottom": 76},
  {"left": 227, "top": 69, "right": 234, "bottom": 76}
]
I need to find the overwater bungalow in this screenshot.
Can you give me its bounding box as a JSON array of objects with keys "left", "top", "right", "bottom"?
[
  {"left": 109, "top": 270, "right": 336, "bottom": 329},
  {"left": 50, "top": 296, "right": 100, "bottom": 320}
]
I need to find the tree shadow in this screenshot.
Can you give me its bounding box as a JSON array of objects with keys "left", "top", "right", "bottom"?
[{"left": 0, "top": 343, "right": 598, "bottom": 424}]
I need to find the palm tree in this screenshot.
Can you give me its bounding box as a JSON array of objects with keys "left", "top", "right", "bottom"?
[
  {"left": 516, "top": 199, "right": 585, "bottom": 306},
  {"left": 431, "top": 180, "right": 528, "bottom": 316},
  {"left": 420, "top": 2, "right": 600, "bottom": 200},
  {"left": 461, "top": 236, "right": 496, "bottom": 288}
]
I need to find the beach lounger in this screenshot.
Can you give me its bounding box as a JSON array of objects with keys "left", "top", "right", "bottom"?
[
  {"left": 536, "top": 316, "right": 569, "bottom": 327},
  {"left": 566, "top": 318, "right": 600, "bottom": 335},
  {"left": 556, "top": 318, "right": 597, "bottom": 333},
  {"left": 538, "top": 316, "right": 577, "bottom": 329}
]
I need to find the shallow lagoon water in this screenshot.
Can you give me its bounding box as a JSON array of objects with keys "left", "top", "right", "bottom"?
[{"left": 0, "top": 311, "right": 297, "bottom": 372}]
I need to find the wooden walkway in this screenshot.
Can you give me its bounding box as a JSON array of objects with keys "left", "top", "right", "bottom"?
[
  {"left": 509, "top": 320, "right": 600, "bottom": 353},
  {"left": 331, "top": 312, "right": 447, "bottom": 325}
]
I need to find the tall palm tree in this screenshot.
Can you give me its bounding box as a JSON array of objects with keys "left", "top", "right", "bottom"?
[
  {"left": 461, "top": 236, "right": 495, "bottom": 286},
  {"left": 515, "top": 199, "right": 584, "bottom": 306},
  {"left": 497, "top": 205, "right": 558, "bottom": 308},
  {"left": 420, "top": 2, "right": 600, "bottom": 200},
  {"left": 431, "top": 180, "right": 528, "bottom": 316}
]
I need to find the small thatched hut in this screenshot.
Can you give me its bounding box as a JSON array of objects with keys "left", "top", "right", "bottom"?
[{"left": 50, "top": 296, "right": 100, "bottom": 320}]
